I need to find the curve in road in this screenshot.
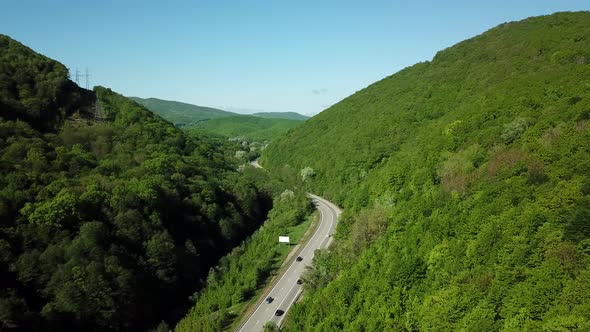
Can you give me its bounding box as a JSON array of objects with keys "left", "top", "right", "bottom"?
[{"left": 237, "top": 194, "right": 341, "bottom": 332}]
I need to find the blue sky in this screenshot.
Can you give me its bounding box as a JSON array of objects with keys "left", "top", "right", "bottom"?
[{"left": 2, "top": 1, "right": 589, "bottom": 115}]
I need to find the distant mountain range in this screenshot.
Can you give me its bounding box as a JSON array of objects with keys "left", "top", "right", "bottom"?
[
  {"left": 131, "top": 97, "right": 307, "bottom": 141},
  {"left": 129, "top": 97, "right": 234, "bottom": 126},
  {"left": 190, "top": 115, "right": 303, "bottom": 142},
  {"left": 252, "top": 111, "right": 309, "bottom": 121}
]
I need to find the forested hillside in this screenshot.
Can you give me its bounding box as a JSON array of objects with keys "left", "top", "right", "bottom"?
[
  {"left": 0, "top": 35, "right": 272, "bottom": 331},
  {"left": 263, "top": 12, "right": 590, "bottom": 330}
]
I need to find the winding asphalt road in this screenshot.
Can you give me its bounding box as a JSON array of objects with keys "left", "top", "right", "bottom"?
[{"left": 237, "top": 194, "right": 341, "bottom": 331}]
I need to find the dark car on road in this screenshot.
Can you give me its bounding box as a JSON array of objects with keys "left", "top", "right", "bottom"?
[
  {"left": 296, "top": 279, "right": 302, "bottom": 285},
  {"left": 266, "top": 296, "right": 274, "bottom": 303},
  {"left": 296, "top": 256, "right": 303, "bottom": 262},
  {"left": 275, "top": 309, "right": 284, "bottom": 316}
]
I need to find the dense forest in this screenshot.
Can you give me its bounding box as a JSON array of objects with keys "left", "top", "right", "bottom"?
[
  {"left": 0, "top": 35, "right": 273, "bottom": 331},
  {"left": 262, "top": 12, "right": 590, "bottom": 330}
]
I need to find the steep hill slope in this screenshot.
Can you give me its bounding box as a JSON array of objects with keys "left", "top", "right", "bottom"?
[
  {"left": 129, "top": 97, "right": 234, "bottom": 126},
  {"left": 252, "top": 111, "right": 309, "bottom": 121},
  {"left": 0, "top": 35, "right": 271, "bottom": 331},
  {"left": 264, "top": 11, "right": 590, "bottom": 206},
  {"left": 262, "top": 12, "right": 590, "bottom": 330},
  {"left": 190, "top": 115, "right": 303, "bottom": 141}
]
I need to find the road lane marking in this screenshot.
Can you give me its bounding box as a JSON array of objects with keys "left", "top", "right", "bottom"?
[
  {"left": 276, "top": 280, "right": 301, "bottom": 317},
  {"left": 275, "top": 202, "right": 334, "bottom": 325},
  {"left": 239, "top": 195, "right": 338, "bottom": 331},
  {"left": 238, "top": 199, "right": 329, "bottom": 331},
  {"left": 278, "top": 288, "right": 303, "bottom": 326}
]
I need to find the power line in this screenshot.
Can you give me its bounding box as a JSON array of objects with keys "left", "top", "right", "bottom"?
[
  {"left": 74, "top": 68, "right": 82, "bottom": 85},
  {"left": 85, "top": 67, "right": 91, "bottom": 89}
]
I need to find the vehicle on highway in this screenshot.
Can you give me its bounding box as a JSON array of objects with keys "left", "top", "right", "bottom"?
[
  {"left": 296, "top": 256, "right": 303, "bottom": 262},
  {"left": 275, "top": 309, "right": 284, "bottom": 316},
  {"left": 296, "top": 279, "right": 302, "bottom": 285},
  {"left": 266, "top": 296, "right": 274, "bottom": 303}
]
